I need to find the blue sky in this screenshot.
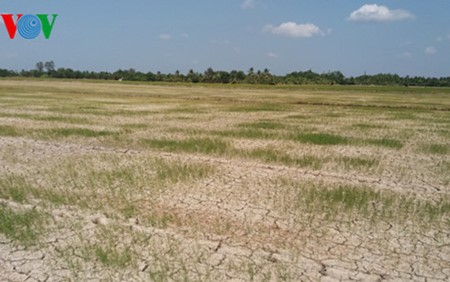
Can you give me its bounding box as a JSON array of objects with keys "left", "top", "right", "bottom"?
[{"left": 1, "top": 0, "right": 449, "bottom": 77}]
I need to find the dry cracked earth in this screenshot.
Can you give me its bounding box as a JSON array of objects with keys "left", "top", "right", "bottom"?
[{"left": 0, "top": 80, "right": 449, "bottom": 281}]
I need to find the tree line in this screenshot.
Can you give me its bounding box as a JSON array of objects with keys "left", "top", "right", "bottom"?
[{"left": 1, "top": 61, "right": 449, "bottom": 87}]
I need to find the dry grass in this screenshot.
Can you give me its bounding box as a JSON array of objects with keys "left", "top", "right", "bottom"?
[{"left": 0, "top": 79, "right": 449, "bottom": 281}]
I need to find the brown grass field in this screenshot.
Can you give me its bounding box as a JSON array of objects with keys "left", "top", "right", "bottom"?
[{"left": 0, "top": 79, "right": 449, "bottom": 281}]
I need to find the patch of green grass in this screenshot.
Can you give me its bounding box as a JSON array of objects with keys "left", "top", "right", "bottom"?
[
  {"left": 95, "top": 245, "right": 134, "bottom": 268},
  {"left": 35, "top": 115, "right": 91, "bottom": 124},
  {"left": 78, "top": 225, "right": 136, "bottom": 269},
  {"left": 154, "top": 158, "right": 216, "bottom": 183},
  {"left": 165, "top": 107, "right": 206, "bottom": 114},
  {"left": 0, "top": 176, "right": 31, "bottom": 203},
  {"left": 336, "top": 156, "right": 379, "bottom": 170},
  {"left": 0, "top": 125, "right": 21, "bottom": 137},
  {"left": 0, "top": 175, "right": 71, "bottom": 206},
  {"left": 143, "top": 138, "right": 230, "bottom": 155},
  {"left": 120, "top": 123, "right": 150, "bottom": 130},
  {"left": 42, "top": 128, "right": 116, "bottom": 138},
  {"left": 245, "top": 148, "right": 324, "bottom": 169},
  {"left": 421, "top": 144, "right": 449, "bottom": 155},
  {"left": 213, "top": 129, "right": 276, "bottom": 140},
  {"left": 33, "top": 156, "right": 216, "bottom": 219},
  {"left": 228, "top": 104, "right": 287, "bottom": 112},
  {"left": 353, "top": 123, "right": 386, "bottom": 129},
  {"left": 0, "top": 112, "right": 90, "bottom": 124},
  {"left": 293, "top": 133, "right": 351, "bottom": 145},
  {"left": 0, "top": 204, "right": 46, "bottom": 245},
  {"left": 280, "top": 179, "right": 450, "bottom": 224},
  {"left": 367, "top": 138, "right": 403, "bottom": 149},
  {"left": 238, "top": 121, "right": 286, "bottom": 130},
  {"left": 285, "top": 114, "right": 308, "bottom": 119},
  {"left": 390, "top": 111, "right": 417, "bottom": 120},
  {"left": 322, "top": 112, "right": 344, "bottom": 118}
]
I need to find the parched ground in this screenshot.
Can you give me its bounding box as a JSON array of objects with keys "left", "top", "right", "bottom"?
[{"left": 0, "top": 80, "right": 449, "bottom": 281}]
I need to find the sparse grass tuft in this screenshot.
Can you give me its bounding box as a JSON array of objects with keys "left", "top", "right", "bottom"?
[
  {"left": 353, "top": 123, "right": 386, "bottom": 129},
  {"left": 95, "top": 245, "right": 134, "bottom": 268},
  {"left": 421, "top": 144, "right": 449, "bottom": 155},
  {"left": 154, "top": 158, "right": 216, "bottom": 183},
  {"left": 367, "top": 138, "right": 403, "bottom": 149},
  {"left": 0, "top": 125, "right": 21, "bottom": 137},
  {"left": 228, "top": 104, "right": 287, "bottom": 112},
  {"left": 0, "top": 176, "right": 31, "bottom": 203},
  {"left": 43, "top": 128, "right": 116, "bottom": 138},
  {"left": 0, "top": 204, "right": 46, "bottom": 245},
  {"left": 35, "top": 115, "right": 91, "bottom": 124},
  {"left": 79, "top": 225, "right": 137, "bottom": 269},
  {"left": 166, "top": 107, "right": 206, "bottom": 114},
  {"left": 143, "top": 138, "right": 230, "bottom": 155},
  {"left": 279, "top": 179, "right": 450, "bottom": 224},
  {"left": 31, "top": 156, "right": 216, "bottom": 218},
  {"left": 285, "top": 114, "right": 308, "bottom": 119},
  {"left": 245, "top": 148, "right": 323, "bottom": 169},
  {"left": 390, "top": 111, "right": 417, "bottom": 120},
  {"left": 213, "top": 129, "right": 276, "bottom": 139},
  {"left": 336, "top": 156, "right": 379, "bottom": 170},
  {"left": 293, "top": 133, "right": 350, "bottom": 145},
  {"left": 238, "top": 121, "right": 286, "bottom": 130}
]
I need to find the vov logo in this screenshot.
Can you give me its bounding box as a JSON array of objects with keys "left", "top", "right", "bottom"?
[{"left": 1, "top": 14, "right": 58, "bottom": 39}]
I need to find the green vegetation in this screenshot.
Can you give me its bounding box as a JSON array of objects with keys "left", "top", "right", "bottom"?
[
  {"left": 238, "top": 121, "right": 286, "bottom": 130},
  {"left": 39, "top": 156, "right": 215, "bottom": 217},
  {"left": 213, "top": 128, "right": 276, "bottom": 140},
  {"left": 94, "top": 246, "right": 134, "bottom": 268},
  {"left": 367, "top": 138, "right": 403, "bottom": 149},
  {"left": 0, "top": 125, "right": 21, "bottom": 137},
  {"left": 0, "top": 176, "right": 31, "bottom": 203},
  {"left": 421, "top": 144, "right": 449, "bottom": 155},
  {"left": 0, "top": 204, "right": 46, "bottom": 245},
  {"left": 244, "top": 148, "right": 324, "bottom": 170},
  {"left": 280, "top": 179, "right": 450, "bottom": 223},
  {"left": 154, "top": 159, "right": 216, "bottom": 183},
  {"left": 336, "top": 156, "right": 379, "bottom": 170},
  {"left": 143, "top": 138, "right": 230, "bottom": 155},
  {"left": 0, "top": 79, "right": 449, "bottom": 280},
  {"left": 4, "top": 62, "right": 450, "bottom": 87},
  {"left": 353, "top": 123, "right": 387, "bottom": 129},
  {"left": 293, "top": 133, "right": 351, "bottom": 145},
  {"left": 43, "top": 128, "right": 116, "bottom": 138},
  {"left": 228, "top": 104, "right": 287, "bottom": 112}
]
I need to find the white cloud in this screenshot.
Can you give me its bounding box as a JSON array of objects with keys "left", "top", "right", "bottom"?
[
  {"left": 241, "top": 0, "right": 255, "bottom": 9},
  {"left": 349, "top": 4, "right": 415, "bottom": 22},
  {"left": 181, "top": 33, "right": 189, "bottom": 39},
  {"left": 267, "top": 52, "right": 279, "bottom": 58},
  {"left": 425, "top": 46, "right": 437, "bottom": 55},
  {"left": 264, "top": 22, "right": 324, "bottom": 38},
  {"left": 159, "top": 34, "right": 172, "bottom": 40}
]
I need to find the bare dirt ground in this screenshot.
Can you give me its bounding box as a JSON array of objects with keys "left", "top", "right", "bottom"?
[{"left": 0, "top": 80, "right": 449, "bottom": 281}]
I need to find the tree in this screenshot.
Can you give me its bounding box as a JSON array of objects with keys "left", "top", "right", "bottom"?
[
  {"left": 203, "top": 67, "right": 216, "bottom": 83},
  {"left": 187, "top": 69, "right": 200, "bottom": 83},
  {"left": 44, "top": 61, "right": 55, "bottom": 73},
  {"left": 36, "top": 62, "right": 44, "bottom": 72}
]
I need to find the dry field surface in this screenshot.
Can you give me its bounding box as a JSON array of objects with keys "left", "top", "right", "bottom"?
[{"left": 0, "top": 79, "right": 449, "bottom": 281}]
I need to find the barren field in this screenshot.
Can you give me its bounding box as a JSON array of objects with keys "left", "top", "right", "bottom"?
[{"left": 0, "top": 79, "right": 449, "bottom": 281}]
